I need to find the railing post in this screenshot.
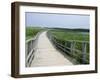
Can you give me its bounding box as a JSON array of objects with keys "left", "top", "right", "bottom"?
[
  {"left": 28, "top": 42, "right": 30, "bottom": 55},
  {"left": 64, "top": 41, "right": 68, "bottom": 52},
  {"left": 25, "top": 43, "right": 28, "bottom": 67},
  {"left": 70, "top": 41, "right": 75, "bottom": 56},
  {"left": 65, "top": 42, "right": 67, "bottom": 49},
  {"left": 82, "top": 42, "right": 87, "bottom": 64}
]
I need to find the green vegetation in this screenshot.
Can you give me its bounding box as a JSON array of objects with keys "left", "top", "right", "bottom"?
[
  {"left": 50, "top": 29, "right": 89, "bottom": 41},
  {"left": 26, "top": 27, "right": 44, "bottom": 40}
]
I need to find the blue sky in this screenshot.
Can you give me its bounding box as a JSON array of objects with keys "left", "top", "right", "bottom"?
[{"left": 25, "top": 12, "right": 90, "bottom": 29}]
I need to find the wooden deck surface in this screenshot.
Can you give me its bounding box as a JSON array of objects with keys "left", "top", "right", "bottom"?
[{"left": 31, "top": 31, "right": 73, "bottom": 67}]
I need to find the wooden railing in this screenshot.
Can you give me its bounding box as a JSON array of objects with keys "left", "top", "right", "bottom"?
[
  {"left": 47, "top": 31, "right": 89, "bottom": 64},
  {"left": 25, "top": 38, "right": 36, "bottom": 67},
  {"left": 25, "top": 32, "right": 41, "bottom": 67}
]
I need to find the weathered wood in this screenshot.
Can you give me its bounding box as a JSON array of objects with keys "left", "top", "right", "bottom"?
[
  {"left": 25, "top": 31, "right": 42, "bottom": 67},
  {"left": 70, "top": 41, "right": 75, "bottom": 55},
  {"left": 82, "top": 42, "right": 87, "bottom": 64}
]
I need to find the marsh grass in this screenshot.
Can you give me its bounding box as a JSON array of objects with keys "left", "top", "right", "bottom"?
[{"left": 26, "top": 27, "right": 44, "bottom": 40}]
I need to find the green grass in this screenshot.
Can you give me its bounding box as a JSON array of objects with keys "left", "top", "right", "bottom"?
[
  {"left": 50, "top": 30, "right": 89, "bottom": 41},
  {"left": 26, "top": 27, "right": 44, "bottom": 40}
]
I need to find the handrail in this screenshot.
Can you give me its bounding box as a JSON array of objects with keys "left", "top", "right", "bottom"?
[
  {"left": 25, "top": 31, "right": 42, "bottom": 67},
  {"left": 26, "top": 37, "right": 36, "bottom": 43},
  {"left": 47, "top": 31, "right": 89, "bottom": 64}
]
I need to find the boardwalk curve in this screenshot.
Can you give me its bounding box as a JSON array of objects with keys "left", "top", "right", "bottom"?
[{"left": 30, "top": 31, "right": 73, "bottom": 67}]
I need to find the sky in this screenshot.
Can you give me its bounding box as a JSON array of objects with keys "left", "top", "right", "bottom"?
[{"left": 25, "top": 12, "right": 90, "bottom": 29}]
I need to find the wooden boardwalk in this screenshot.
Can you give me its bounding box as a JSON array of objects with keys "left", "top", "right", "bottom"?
[{"left": 31, "top": 31, "right": 73, "bottom": 67}]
